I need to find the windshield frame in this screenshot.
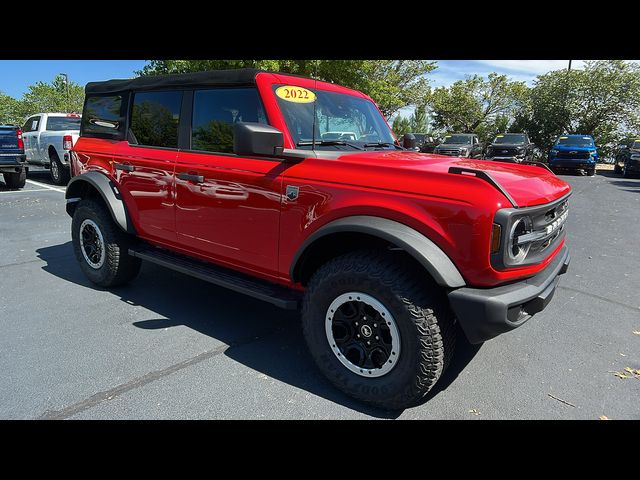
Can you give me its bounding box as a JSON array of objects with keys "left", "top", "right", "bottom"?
[{"left": 272, "top": 84, "right": 396, "bottom": 151}]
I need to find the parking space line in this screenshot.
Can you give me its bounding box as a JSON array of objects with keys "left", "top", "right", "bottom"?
[
  {"left": 0, "top": 188, "right": 51, "bottom": 194},
  {"left": 25, "top": 179, "right": 66, "bottom": 193}
]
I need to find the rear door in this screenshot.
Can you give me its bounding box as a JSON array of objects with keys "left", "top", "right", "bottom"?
[
  {"left": 174, "top": 87, "right": 284, "bottom": 278},
  {"left": 113, "top": 90, "right": 182, "bottom": 244}
]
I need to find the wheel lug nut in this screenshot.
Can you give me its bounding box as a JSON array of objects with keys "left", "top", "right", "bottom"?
[
  {"left": 373, "top": 323, "right": 377, "bottom": 327},
  {"left": 355, "top": 322, "right": 358, "bottom": 326},
  {"left": 375, "top": 336, "right": 379, "bottom": 340},
  {"left": 367, "top": 341, "right": 371, "bottom": 345},
  {"left": 357, "top": 334, "right": 360, "bottom": 338}
]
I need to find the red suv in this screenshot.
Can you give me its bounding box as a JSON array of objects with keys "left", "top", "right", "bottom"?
[{"left": 66, "top": 69, "right": 571, "bottom": 409}]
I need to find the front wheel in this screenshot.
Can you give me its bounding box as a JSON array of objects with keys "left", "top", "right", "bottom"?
[
  {"left": 71, "top": 199, "right": 141, "bottom": 287},
  {"left": 587, "top": 167, "right": 596, "bottom": 176},
  {"left": 301, "top": 250, "right": 456, "bottom": 410}
]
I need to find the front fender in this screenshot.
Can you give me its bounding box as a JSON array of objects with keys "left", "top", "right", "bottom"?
[
  {"left": 65, "top": 171, "right": 135, "bottom": 234},
  {"left": 290, "top": 215, "right": 465, "bottom": 288}
]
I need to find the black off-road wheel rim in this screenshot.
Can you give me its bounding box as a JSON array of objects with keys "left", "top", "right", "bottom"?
[
  {"left": 79, "top": 219, "right": 106, "bottom": 269},
  {"left": 325, "top": 292, "right": 401, "bottom": 378}
]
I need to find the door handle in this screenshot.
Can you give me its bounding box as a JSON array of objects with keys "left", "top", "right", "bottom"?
[
  {"left": 115, "top": 163, "right": 135, "bottom": 172},
  {"left": 177, "top": 172, "right": 205, "bottom": 183}
]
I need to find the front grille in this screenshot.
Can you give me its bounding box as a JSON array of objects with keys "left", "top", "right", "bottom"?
[
  {"left": 437, "top": 148, "right": 461, "bottom": 156},
  {"left": 492, "top": 194, "right": 570, "bottom": 270},
  {"left": 556, "top": 150, "right": 590, "bottom": 159},
  {"left": 490, "top": 147, "right": 519, "bottom": 156}
]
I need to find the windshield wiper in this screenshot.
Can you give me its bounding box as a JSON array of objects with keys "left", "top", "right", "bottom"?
[
  {"left": 363, "top": 142, "right": 402, "bottom": 150},
  {"left": 297, "top": 140, "right": 364, "bottom": 150}
]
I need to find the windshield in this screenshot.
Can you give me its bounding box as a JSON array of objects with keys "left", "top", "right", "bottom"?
[
  {"left": 46, "top": 116, "right": 81, "bottom": 131},
  {"left": 556, "top": 135, "right": 594, "bottom": 147},
  {"left": 493, "top": 134, "right": 526, "bottom": 144},
  {"left": 442, "top": 134, "right": 472, "bottom": 145},
  {"left": 274, "top": 85, "right": 396, "bottom": 150}
]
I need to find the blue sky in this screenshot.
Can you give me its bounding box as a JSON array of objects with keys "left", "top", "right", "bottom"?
[{"left": 0, "top": 60, "right": 588, "bottom": 99}]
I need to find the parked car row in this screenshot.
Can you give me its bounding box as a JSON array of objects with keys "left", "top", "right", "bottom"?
[{"left": 400, "top": 131, "right": 631, "bottom": 177}]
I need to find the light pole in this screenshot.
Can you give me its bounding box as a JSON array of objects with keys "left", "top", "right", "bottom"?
[{"left": 59, "top": 73, "right": 70, "bottom": 112}]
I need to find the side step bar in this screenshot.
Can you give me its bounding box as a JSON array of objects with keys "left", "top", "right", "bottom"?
[{"left": 128, "top": 245, "right": 300, "bottom": 310}]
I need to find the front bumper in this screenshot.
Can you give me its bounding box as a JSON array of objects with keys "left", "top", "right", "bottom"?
[
  {"left": 625, "top": 160, "right": 640, "bottom": 173},
  {"left": 549, "top": 159, "right": 595, "bottom": 169},
  {"left": 448, "top": 244, "right": 570, "bottom": 344}
]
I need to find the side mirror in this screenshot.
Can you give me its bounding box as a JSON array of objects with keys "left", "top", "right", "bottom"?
[
  {"left": 233, "top": 122, "right": 285, "bottom": 157},
  {"left": 403, "top": 133, "right": 417, "bottom": 150}
]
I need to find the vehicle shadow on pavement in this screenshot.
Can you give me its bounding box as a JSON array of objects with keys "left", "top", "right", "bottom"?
[{"left": 37, "top": 241, "right": 421, "bottom": 418}]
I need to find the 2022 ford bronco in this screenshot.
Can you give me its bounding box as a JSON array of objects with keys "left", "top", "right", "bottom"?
[{"left": 66, "top": 69, "right": 571, "bottom": 409}]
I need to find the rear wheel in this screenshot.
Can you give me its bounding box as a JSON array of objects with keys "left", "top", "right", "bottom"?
[
  {"left": 587, "top": 167, "right": 596, "bottom": 176},
  {"left": 49, "top": 151, "right": 70, "bottom": 185},
  {"left": 71, "top": 199, "right": 141, "bottom": 287},
  {"left": 3, "top": 168, "right": 26, "bottom": 189},
  {"left": 301, "top": 250, "right": 456, "bottom": 410}
]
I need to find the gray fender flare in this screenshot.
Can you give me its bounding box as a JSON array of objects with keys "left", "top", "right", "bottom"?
[
  {"left": 65, "top": 171, "right": 136, "bottom": 234},
  {"left": 290, "top": 216, "right": 465, "bottom": 288}
]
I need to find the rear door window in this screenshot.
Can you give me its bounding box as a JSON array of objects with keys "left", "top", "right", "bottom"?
[
  {"left": 46, "top": 116, "right": 82, "bottom": 131},
  {"left": 191, "top": 88, "right": 267, "bottom": 154},
  {"left": 129, "top": 91, "right": 183, "bottom": 149}
]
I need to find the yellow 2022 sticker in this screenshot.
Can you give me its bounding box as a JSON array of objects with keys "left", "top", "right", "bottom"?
[{"left": 276, "top": 86, "right": 316, "bottom": 103}]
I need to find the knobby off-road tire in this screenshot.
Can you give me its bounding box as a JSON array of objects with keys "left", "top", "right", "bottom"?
[
  {"left": 3, "top": 169, "right": 26, "bottom": 189},
  {"left": 49, "top": 151, "right": 70, "bottom": 185},
  {"left": 301, "top": 250, "right": 456, "bottom": 410},
  {"left": 71, "top": 199, "right": 141, "bottom": 287}
]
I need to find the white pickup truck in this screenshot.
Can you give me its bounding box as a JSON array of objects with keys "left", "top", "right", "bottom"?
[{"left": 22, "top": 113, "right": 81, "bottom": 184}]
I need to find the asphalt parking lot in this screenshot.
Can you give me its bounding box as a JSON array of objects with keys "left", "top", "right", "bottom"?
[{"left": 1, "top": 168, "right": 639, "bottom": 420}]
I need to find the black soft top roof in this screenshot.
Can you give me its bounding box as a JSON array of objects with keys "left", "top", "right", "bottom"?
[{"left": 85, "top": 68, "right": 262, "bottom": 95}]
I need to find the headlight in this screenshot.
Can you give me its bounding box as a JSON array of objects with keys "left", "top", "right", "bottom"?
[
  {"left": 459, "top": 148, "right": 468, "bottom": 155},
  {"left": 517, "top": 147, "right": 525, "bottom": 153},
  {"left": 508, "top": 217, "right": 533, "bottom": 264},
  {"left": 589, "top": 151, "right": 597, "bottom": 157}
]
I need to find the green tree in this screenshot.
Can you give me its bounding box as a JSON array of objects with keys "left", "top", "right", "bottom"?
[
  {"left": 18, "top": 75, "right": 85, "bottom": 118},
  {"left": 0, "top": 92, "right": 21, "bottom": 125},
  {"left": 427, "top": 73, "right": 529, "bottom": 142},
  {"left": 409, "top": 104, "right": 429, "bottom": 133},
  {"left": 138, "top": 60, "right": 436, "bottom": 117},
  {"left": 392, "top": 115, "right": 411, "bottom": 137},
  {"left": 515, "top": 60, "right": 640, "bottom": 156}
]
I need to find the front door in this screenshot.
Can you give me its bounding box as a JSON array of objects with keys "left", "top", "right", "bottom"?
[{"left": 174, "top": 87, "right": 284, "bottom": 279}]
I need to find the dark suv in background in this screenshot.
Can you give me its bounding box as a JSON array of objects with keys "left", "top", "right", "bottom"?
[
  {"left": 485, "top": 133, "right": 534, "bottom": 163},
  {"left": 614, "top": 138, "right": 640, "bottom": 177},
  {"left": 548, "top": 134, "right": 598, "bottom": 176},
  {"left": 0, "top": 125, "right": 27, "bottom": 189},
  {"left": 433, "top": 133, "right": 484, "bottom": 158},
  {"left": 400, "top": 133, "right": 438, "bottom": 153}
]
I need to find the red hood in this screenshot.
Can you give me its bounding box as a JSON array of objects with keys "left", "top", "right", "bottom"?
[{"left": 333, "top": 151, "right": 571, "bottom": 207}]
